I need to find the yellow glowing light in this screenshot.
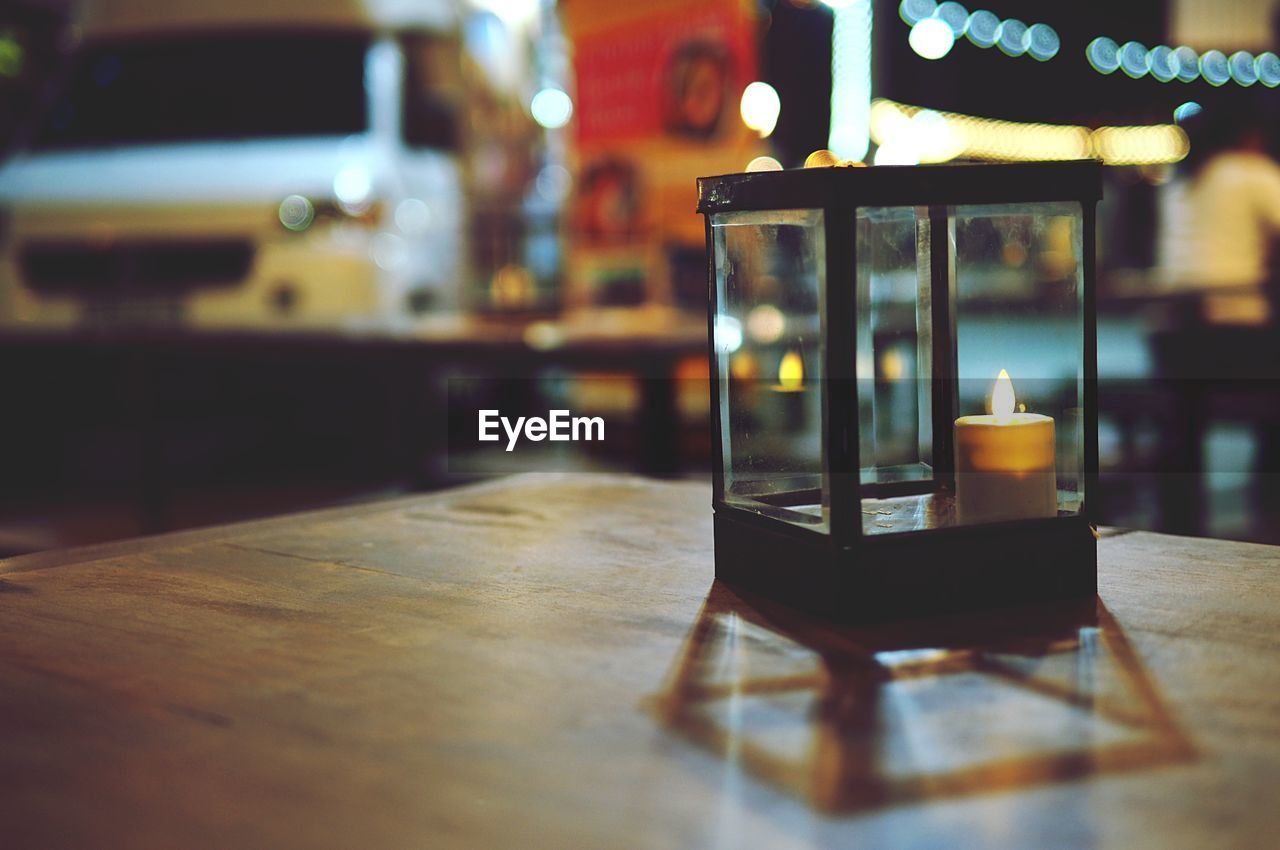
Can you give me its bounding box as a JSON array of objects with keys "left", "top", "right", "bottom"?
[
  {"left": 745, "top": 156, "right": 784, "bottom": 173},
  {"left": 730, "top": 352, "right": 760, "bottom": 383},
  {"left": 740, "top": 81, "right": 781, "bottom": 138},
  {"left": 992, "top": 369, "right": 1015, "bottom": 418},
  {"left": 778, "top": 350, "right": 804, "bottom": 390},
  {"left": 804, "top": 149, "right": 842, "bottom": 168},
  {"left": 1092, "top": 125, "right": 1190, "bottom": 165},
  {"left": 868, "top": 98, "right": 1189, "bottom": 165},
  {"left": 880, "top": 349, "right": 906, "bottom": 381}
]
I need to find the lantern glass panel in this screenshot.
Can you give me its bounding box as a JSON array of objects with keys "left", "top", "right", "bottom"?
[
  {"left": 857, "top": 201, "right": 1086, "bottom": 535},
  {"left": 854, "top": 206, "right": 935, "bottom": 494},
  {"left": 712, "top": 209, "right": 827, "bottom": 532}
]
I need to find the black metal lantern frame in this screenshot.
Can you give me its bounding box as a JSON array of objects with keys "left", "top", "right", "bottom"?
[{"left": 698, "top": 161, "right": 1103, "bottom": 622}]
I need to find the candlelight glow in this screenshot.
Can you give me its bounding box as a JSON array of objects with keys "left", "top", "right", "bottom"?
[
  {"left": 779, "top": 351, "right": 804, "bottom": 390},
  {"left": 992, "top": 368, "right": 1015, "bottom": 418}
]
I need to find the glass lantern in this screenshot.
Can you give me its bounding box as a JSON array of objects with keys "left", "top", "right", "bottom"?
[{"left": 699, "top": 161, "right": 1102, "bottom": 621}]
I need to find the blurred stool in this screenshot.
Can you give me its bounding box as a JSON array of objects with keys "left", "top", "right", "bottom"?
[{"left": 1149, "top": 289, "right": 1280, "bottom": 537}]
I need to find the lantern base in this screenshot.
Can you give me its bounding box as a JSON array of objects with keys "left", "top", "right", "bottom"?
[{"left": 713, "top": 509, "right": 1097, "bottom": 623}]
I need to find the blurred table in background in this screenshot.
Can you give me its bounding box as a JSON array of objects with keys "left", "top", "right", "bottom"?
[
  {"left": 0, "top": 310, "right": 707, "bottom": 551},
  {"left": 1096, "top": 280, "right": 1280, "bottom": 541},
  {"left": 1, "top": 474, "right": 1277, "bottom": 849},
  {"left": 2, "top": 289, "right": 1278, "bottom": 551}
]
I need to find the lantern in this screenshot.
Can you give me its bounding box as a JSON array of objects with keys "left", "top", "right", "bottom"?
[{"left": 699, "top": 161, "right": 1102, "bottom": 621}]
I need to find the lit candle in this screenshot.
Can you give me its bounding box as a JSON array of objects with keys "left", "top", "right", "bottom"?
[
  {"left": 772, "top": 349, "right": 806, "bottom": 431},
  {"left": 775, "top": 350, "right": 804, "bottom": 392},
  {"left": 954, "top": 369, "right": 1057, "bottom": 524}
]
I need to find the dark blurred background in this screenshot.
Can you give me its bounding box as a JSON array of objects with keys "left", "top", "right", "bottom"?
[{"left": 0, "top": 0, "right": 1277, "bottom": 554}]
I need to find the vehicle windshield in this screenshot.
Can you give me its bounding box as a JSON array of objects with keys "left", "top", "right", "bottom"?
[{"left": 33, "top": 31, "right": 370, "bottom": 149}]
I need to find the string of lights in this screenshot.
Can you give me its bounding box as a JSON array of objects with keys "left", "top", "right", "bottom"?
[
  {"left": 1086, "top": 38, "right": 1280, "bottom": 87},
  {"left": 900, "top": 0, "right": 1059, "bottom": 61},
  {"left": 869, "top": 98, "right": 1189, "bottom": 166},
  {"left": 899, "top": 0, "right": 1280, "bottom": 90}
]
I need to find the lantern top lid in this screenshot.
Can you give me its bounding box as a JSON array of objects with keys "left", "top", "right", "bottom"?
[{"left": 697, "top": 159, "right": 1103, "bottom": 214}]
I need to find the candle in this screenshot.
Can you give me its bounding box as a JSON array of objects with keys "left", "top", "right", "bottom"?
[
  {"left": 772, "top": 349, "right": 806, "bottom": 431},
  {"left": 954, "top": 369, "right": 1057, "bottom": 524},
  {"left": 775, "top": 350, "right": 804, "bottom": 392}
]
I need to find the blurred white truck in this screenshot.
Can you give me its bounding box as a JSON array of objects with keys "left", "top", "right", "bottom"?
[{"left": 0, "top": 0, "right": 468, "bottom": 327}]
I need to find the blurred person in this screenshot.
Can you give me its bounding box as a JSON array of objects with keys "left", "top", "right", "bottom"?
[
  {"left": 1156, "top": 106, "right": 1280, "bottom": 325},
  {"left": 1154, "top": 104, "right": 1280, "bottom": 529}
]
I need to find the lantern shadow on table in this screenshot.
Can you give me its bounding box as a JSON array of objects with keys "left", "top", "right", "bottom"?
[{"left": 648, "top": 581, "right": 1194, "bottom": 814}]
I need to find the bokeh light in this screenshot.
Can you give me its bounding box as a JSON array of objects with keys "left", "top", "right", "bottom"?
[
  {"left": 804, "top": 149, "right": 842, "bottom": 168},
  {"left": 1258, "top": 52, "right": 1280, "bottom": 87},
  {"left": 534, "top": 165, "right": 571, "bottom": 202},
  {"left": 828, "top": 0, "right": 873, "bottom": 162},
  {"left": 1173, "top": 102, "right": 1201, "bottom": 124},
  {"left": 394, "top": 198, "right": 432, "bottom": 234},
  {"left": 1026, "top": 24, "right": 1059, "bottom": 61},
  {"left": 1087, "top": 38, "right": 1121, "bottom": 74},
  {"left": 1229, "top": 51, "right": 1258, "bottom": 86},
  {"left": 1082, "top": 36, "right": 1267, "bottom": 88},
  {"left": 965, "top": 10, "right": 999, "bottom": 48},
  {"left": 873, "top": 140, "right": 921, "bottom": 166},
  {"left": 370, "top": 233, "right": 407, "bottom": 271},
  {"left": 1149, "top": 45, "right": 1177, "bottom": 82},
  {"left": 745, "top": 156, "right": 784, "bottom": 172},
  {"left": 739, "top": 81, "right": 781, "bottom": 138},
  {"left": 1092, "top": 125, "right": 1190, "bottom": 165},
  {"left": 278, "top": 195, "right": 314, "bottom": 232},
  {"left": 1119, "top": 41, "right": 1150, "bottom": 78},
  {"left": 934, "top": 2, "right": 969, "bottom": 36},
  {"left": 995, "top": 19, "right": 1028, "bottom": 57},
  {"left": 1173, "top": 46, "right": 1200, "bottom": 82},
  {"left": 0, "top": 31, "right": 23, "bottom": 78},
  {"left": 869, "top": 97, "right": 1189, "bottom": 165},
  {"left": 899, "top": 0, "right": 937, "bottom": 26},
  {"left": 714, "top": 315, "right": 743, "bottom": 354},
  {"left": 530, "top": 87, "right": 573, "bottom": 129},
  {"left": 1200, "top": 50, "right": 1229, "bottom": 86},
  {"left": 746, "top": 305, "right": 787, "bottom": 343},
  {"left": 909, "top": 17, "right": 955, "bottom": 60},
  {"left": 333, "top": 164, "right": 373, "bottom": 211}
]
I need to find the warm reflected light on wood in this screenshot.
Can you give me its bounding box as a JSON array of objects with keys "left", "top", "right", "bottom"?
[{"left": 651, "top": 583, "right": 1194, "bottom": 815}]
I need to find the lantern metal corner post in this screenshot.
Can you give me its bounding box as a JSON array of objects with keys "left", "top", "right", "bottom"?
[
  {"left": 1082, "top": 197, "right": 1101, "bottom": 533},
  {"left": 822, "top": 204, "right": 860, "bottom": 548},
  {"left": 698, "top": 162, "right": 1103, "bottom": 623},
  {"left": 704, "top": 211, "right": 725, "bottom": 511}
]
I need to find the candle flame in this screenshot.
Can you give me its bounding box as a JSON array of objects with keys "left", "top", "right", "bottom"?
[
  {"left": 779, "top": 350, "right": 804, "bottom": 390},
  {"left": 992, "top": 368, "right": 1015, "bottom": 418}
]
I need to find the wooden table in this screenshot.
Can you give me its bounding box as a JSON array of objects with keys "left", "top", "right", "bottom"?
[{"left": 1, "top": 475, "right": 1277, "bottom": 849}]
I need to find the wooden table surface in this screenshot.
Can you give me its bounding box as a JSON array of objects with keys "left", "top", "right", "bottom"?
[{"left": 1, "top": 474, "right": 1277, "bottom": 850}]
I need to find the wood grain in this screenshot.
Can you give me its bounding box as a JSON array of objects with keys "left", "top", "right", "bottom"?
[{"left": 1, "top": 474, "right": 1278, "bottom": 850}]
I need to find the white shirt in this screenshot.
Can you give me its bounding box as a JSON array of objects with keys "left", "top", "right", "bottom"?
[{"left": 1156, "top": 151, "right": 1280, "bottom": 323}]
